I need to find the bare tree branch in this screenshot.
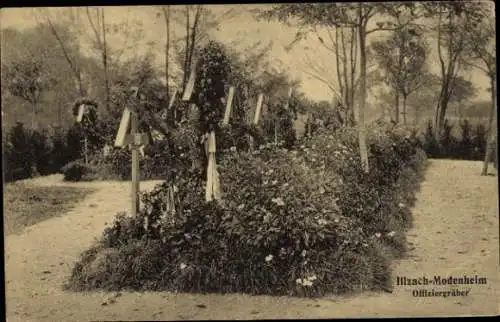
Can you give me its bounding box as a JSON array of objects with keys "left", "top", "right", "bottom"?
[
  {"left": 335, "top": 27, "right": 344, "bottom": 99},
  {"left": 313, "top": 27, "right": 336, "bottom": 52},
  {"left": 187, "top": 5, "right": 201, "bottom": 77},
  {"left": 44, "top": 13, "right": 81, "bottom": 84},
  {"left": 113, "top": 8, "right": 133, "bottom": 63},
  {"left": 436, "top": 8, "right": 446, "bottom": 79},
  {"left": 302, "top": 69, "right": 340, "bottom": 96},
  {"left": 300, "top": 52, "right": 336, "bottom": 88},
  {"left": 86, "top": 7, "right": 103, "bottom": 51}
]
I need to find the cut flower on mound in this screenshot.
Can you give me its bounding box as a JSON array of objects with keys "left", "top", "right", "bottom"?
[{"left": 67, "top": 123, "right": 427, "bottom": 298}]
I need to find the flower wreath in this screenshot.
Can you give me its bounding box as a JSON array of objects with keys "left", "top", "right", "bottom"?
[{"left": 72, "top": 98, "right": 99, "bottom": 117}]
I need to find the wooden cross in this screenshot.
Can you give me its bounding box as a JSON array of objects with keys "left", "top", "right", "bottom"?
[
  {"left": 113, "top": 90, "right": 150, "bottom": 217},
  {"left": 253, "top": 93, "right": 264, "bottom": 125},
  {"left": 76, "top": 104, "right": 85, "bottom": 123},
  {"left": 222, "top": 86, "right": 235, "bottom": 126},
  {"left": 114, "top": 108, "right": 150, "bottom": 148}
]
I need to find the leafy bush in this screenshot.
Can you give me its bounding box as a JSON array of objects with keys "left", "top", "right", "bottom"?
[
  {"left": 421, "top": 119, "right": 489, "bottom": 161},
  {"left": 422, "top": 120, "right": 440, "bottom": 158},
  {"left": 439, "top": 119, "right": 457, "bottom": 157},
  {"left": 3, "top": 122, "right": 37, "bottom": 181},
  {"left": 91, "top": 122, "right": 201, "bottom": 181},
  {"left": 2, "top": 129, "right": 14, "bottom": 182},
  {"left": 31, "top": 129, "right": 53, "bottom": 175},
  {"left": 90, "top": 120, "right": 270, "bottom": 182},
  {"left": 472, "top": 123, "right": 487, "bottom": 160},
  {"left": 50, "top": 127, "right": 71, "bottom": 173},
  {"left": 457, "top": 119, "right": 473, "bottom": 159},
  {"left": 61, "top": 160, "right": 96, "bottom": 182},
  {"left": 309, "top": 123, "right": 425, "bottom": 250},
  {"left": 261, "top": 100, "right": 297, "bottom": 149},
  {"left": 487, "top": 135, "right": 497, "bottom": 169},
  {"left": 193, "top": 40, "right": 231, "bottom": 135},
  {"left": 3, "top": 121, "right": 89, "bottom": 183},
  {"left": 218, "top": 123, "right": 265, "bottom": 152},
  {"left": 67, "top": 122, "right": 427, "bottom": 297}
]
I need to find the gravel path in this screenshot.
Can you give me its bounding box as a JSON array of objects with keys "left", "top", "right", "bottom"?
[{"left": 4, "top": 160, "right": 499, "bottom": 321}]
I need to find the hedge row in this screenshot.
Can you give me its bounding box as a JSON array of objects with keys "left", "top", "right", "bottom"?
[
  {"left": 66, "top": 122, "right": 427, "bottom": 297},
  {"left": 64, "top": 119, "right": 295, "bottom": 182},
  {"left": 420, "top": 119, "right": 494, "bottom": 162},
  {"left": 3, "top": 122, "right": 83, "bottom": 182}
]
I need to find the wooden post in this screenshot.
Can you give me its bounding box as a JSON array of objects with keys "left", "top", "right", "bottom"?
[
  {"left": 274, "top": 121, "right": 278, "bottom": 145},
  {"left": 482, "top": 77, "right": 497, "bottom": 175},
  {"left": 168, "top": 88, "right": 178, "bottom": 121},
  {"left": 130, "top": 109, "right": 140, "bottom": 217},
  {"left": 114, "top": 108, "right": 131, "bottom": 147},
  {"left": 113, "top": 98, "right": 150, "bottom": 217},
  {"left": 169, "top": 88, "right": 178, "bottom": 108},
  {"left": 249, "top": 93, "right": 264, "bottom": 150},
  {"left": 76, "top": 105, "right": 89, "bottom": 165},
  {"left": 76, "top": 105, "right": 85, "bottom": 122},
  {"left": 253, "top": 93, "right": 264, "bottom": 125},
  {"left": 84, "top": 136, "right": 88, "bottom": 165},
  {"left": 223, "top": 86, "right": 235, "bottom": 126}
]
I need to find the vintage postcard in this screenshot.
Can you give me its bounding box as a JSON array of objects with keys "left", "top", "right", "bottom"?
[{"left": 2, "top": 2, "right": 498, "bottom": 321}]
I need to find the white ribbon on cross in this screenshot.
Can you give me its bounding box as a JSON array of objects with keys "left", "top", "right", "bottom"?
[
  {"left": 205, "top": 131, "right": 221, "bottom": 202},
  {"left": 166, "top": 184, "right": 176, "bottom": 214}
]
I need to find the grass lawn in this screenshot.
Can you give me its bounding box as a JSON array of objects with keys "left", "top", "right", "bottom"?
[{"left": 3, "top": 183, "right": 96, "bottom": 235}]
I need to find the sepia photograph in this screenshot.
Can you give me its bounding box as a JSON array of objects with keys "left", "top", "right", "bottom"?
[{"left": 1, "top": 2, "right": 498, "bottom": 321}]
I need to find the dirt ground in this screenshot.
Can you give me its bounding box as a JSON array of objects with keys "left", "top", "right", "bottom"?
[{"left": 4, "top": 160, "right": 499, "bottom": 321}]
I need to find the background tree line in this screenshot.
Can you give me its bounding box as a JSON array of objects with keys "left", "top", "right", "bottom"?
[
  {"left": 1, "top": 3, "right": 497, "bottom": 181},
  {"left": 1, "top": 6, "right": 313, "bottom": 182},
  {"left": 259, "top": 1, "right": 496, "bottom": 172}
]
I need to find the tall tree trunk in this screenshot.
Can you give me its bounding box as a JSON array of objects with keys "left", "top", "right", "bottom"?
[
  {"left": 402, "top": 94, "right": 407, "bottom": 125},
  {"left": 163, "top": 6, "right": 172, "bottom": 121},
  {"left": 434, "top": 102, "right": 441, "bottom": 138},
  {"left": 415, "top": 101, "right": 419, "bottom": 126},
  {"left": 181, "top": 6, "right": 201, "bottom": 123},
  {"left": 163, "top": 6, "right": 171, "bottom": 97},
  {"left": 57, "top": 98, "right": 62, "bottom": 127},
  {"left": 435, "top": 92, "right": 449, "bottom": 142},
  {"left": 482, "top": 76, "right": 497, "bottom": 175},
  {"left": 395, "top": 37, "right": 404, "bottom": 124},
  {"left": 274, "top": 121, "right": 278, "bottom": 145},
  {"left": 349, "top": 27, "right": 357, "bottom": 127},
  {"left": 340, "top": 27, "right": 350, "bottom": 122},
  {"left": 434, "top": 80, "right": 447, "bottom": 141},
  {"left": 101, "top": 8, "right": 109, "bottom": 111},
  {"left": 394, "top": 90, "right": 400, "bottom": 123},
  {"left": 182, "top": 7, "right": 190, "bottom": 91},
  {"left": 187, "top": 6, "right": 201, "bottom": 79},
  {"left": 31, "top": 102, "right": 36, "bottom": 130},
  {"left": 358, "top": 15, "right": 369, "bottom": 173},
  {"left": 334, "top": 28, "right": 346, "bottom": 124}
]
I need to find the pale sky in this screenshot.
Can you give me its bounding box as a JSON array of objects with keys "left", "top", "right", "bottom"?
[{"left": 0, "top": 5, "right": 493, "bottom": 103}]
